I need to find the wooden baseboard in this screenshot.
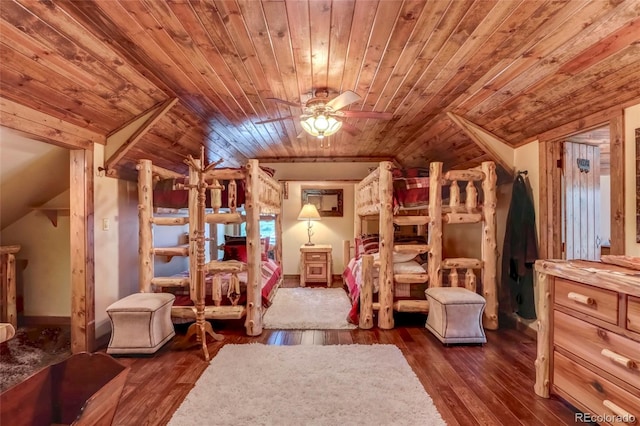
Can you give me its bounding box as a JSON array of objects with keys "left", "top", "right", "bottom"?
[{"left": 21, "top": 315, "right": 71, "bottom": 326}]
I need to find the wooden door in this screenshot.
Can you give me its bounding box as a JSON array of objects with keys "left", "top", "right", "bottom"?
[{"left": 563, "top": 142, "right": 601, "bottom": 260}]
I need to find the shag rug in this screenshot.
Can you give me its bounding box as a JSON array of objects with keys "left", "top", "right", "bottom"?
[
  {"left": 263, "top": 287, "right": 356, "bottom": 329},
  {"left": 169, "top": 344, "right": 445, "bottom": 426},
  {"left": 0, "top": 326, "right": 71, "bottom": 392}
]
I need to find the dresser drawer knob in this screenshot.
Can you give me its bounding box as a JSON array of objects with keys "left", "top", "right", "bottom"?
[
  {"left": 567, "top": 292, "right": 594, "bottom": 306},
  {"left": 603, "top": 400, "right": 636, "bottom": 424},
  {"left": 601, "top": 348, "right": 636, "bottom": 369}
]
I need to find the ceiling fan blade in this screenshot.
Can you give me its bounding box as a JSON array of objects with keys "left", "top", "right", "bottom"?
[
  {"left": 254, "top": 116, "right": 294, "bottom": 124},
  {"left": 341, "top": 121, "right": 361, "bottom": 136},
  {"left": 266, "top": 97, "right": 303, "bottom": 107},
  {"left": 339, "top": 110, "right": 393, "bottom": 120},
  {"left": 326, "top": 90, "right": 361, "bottom": 111}
]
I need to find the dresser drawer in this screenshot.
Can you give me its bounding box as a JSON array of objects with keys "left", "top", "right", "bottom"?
[
  {"left": 554, "top": 352, "right": 640, "bottom": 425},
  {"left": 554, "top": 310, "right": 640, "bottom": 390},
  {"left": 305, "top": 252, "right": 327, "bottom": 262},
  {"left": 629, "top": 296, "right": 640, "bottom": 334},
  {"left": 555, "top": 278, "right": 618, "bottom": 324}
]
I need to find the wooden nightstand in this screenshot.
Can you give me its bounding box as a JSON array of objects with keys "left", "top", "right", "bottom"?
[{"left": 300, "top": 244, "right": 332, "bottom": 287}]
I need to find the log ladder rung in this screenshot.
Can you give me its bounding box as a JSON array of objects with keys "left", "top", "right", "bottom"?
[
  {"left": 206, "top": 260, "right": 247, "bottom": 274},
  {"left": 393, "top": 215, "right": 430, "bottom": 226},
  {"left": 150, "top": 277, "right": 189, "bottom": 287},
  {"left": 393, "top": 300, "right": 429, "bottom": 313},
  {"left": 153, "top": 245, "right": 189, "bottom": 260},
  {"left": 204, "top": 212, "right": 245, "bottom": 224},
  {"left": 394, "top": 244, "right": 430, "bottom": 255},
  {"left": 442, "top": 258, "right": 483, "bottom": 269},
  {"left": 394, "top": 273, "right": 429, "bottom": 284}
]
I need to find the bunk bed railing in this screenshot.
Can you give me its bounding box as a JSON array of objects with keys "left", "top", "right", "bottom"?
[{"left": 355, "top": 166, "right": 381, "bottom": 216}]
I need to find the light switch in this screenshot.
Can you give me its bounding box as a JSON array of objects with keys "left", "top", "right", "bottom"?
[{"left": 102, "top": 218, "right": 110, "bottom": 231}]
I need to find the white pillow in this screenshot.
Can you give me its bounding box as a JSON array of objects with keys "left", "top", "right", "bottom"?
[
  {"left": 392, "top": 251, "right": 417, "bottom": 263},
  {"left": 371, "top": 251, "right": 417, "bottom": 263},
  {"left": 393, "top": 260, "right": 427, "bottom": 274}
]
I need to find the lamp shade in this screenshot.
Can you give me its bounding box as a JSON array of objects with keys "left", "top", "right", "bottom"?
[
  {"left": 300, "top": 114, "right": 342, "bottom": 139},
  {"left": 297, "top": 203, "right": 321, "bottom": 220}
]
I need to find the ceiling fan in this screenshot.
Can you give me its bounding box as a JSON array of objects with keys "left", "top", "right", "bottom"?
[{"left": 255, "top": 89, "right": 393, "bottom": 140}]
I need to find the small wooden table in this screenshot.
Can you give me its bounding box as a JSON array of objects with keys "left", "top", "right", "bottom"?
[{"left": 300, "top": 244, "right": 332, "bottom": 287}]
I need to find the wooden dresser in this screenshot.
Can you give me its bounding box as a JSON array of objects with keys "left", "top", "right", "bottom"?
[{"left": 535, "top": 259, "right": 640, "bottom": 424}]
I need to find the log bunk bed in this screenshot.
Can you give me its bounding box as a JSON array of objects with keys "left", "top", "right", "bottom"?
[
  {"left": 344, "top": 160, "right": 498, "bottom": 331},
  {"left": 137, "top": 156, "right": 282, "bottom": 358}
]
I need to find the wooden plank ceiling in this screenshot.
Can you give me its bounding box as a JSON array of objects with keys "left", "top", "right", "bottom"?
[{"left": 1, "top": 0, "right": 639, "bottom": 176}]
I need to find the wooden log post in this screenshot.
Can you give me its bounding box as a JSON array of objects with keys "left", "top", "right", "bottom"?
[
  {"left": 448, "top": 268, "right": 459, "bottom": 287},
  {"left": 466, "top": 181, "right": 478, "bottom": 212},
  {"left": 464, "top": 269, "right": 477, "bottom": 292},
  {"left": 428, "top": 162, "right": 443, "bottom": 288},
  {"left": 212, "top": 275, "right": 222, "bottom": 306},
  {"left": 137, "top": 160, "right": 154, "bottom": 293},
  {"left": 228, "top": 179, "right": 237, "bottom": 213},
  {"left": 0, "top": 245, "right": 20, "bottom": 328},
  {"left": 534, "top": 270, "right": 551, "bottom": 398},
  {"left": 245, "top": 160, "right": 262, "bottom": 336},
  {"left": 275, "top": 211, "right": 283, "bottom": 265},
  {"left": 343, "top": 240, "right": 351, "bottom": 272},
  {"left": 449, "top": 180, "right": 460, "bottom": 212},
  {"left": 359, "top": 254, "right": 374, "bottom": 329},
  {"left": 211, "top": 179, "right": 222, "bottom": 214},
  {"left": 377, "top": 162, "right": 395, "bottom": 329},
  {"left": 481, "top": 161, "right": 499, "bottom": 330}
]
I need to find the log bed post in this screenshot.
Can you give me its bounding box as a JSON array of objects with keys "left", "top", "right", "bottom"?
[
  {"left": 378, "top": 161, "right": 394, "bottom": 329},
  {"left": 534, "top": 270, "right": 551, "bottom": 397},
  {"left": 481, "top": 161, "right": 499, "bottom": 330},
  {"left": 275, "top": 206, "right": 283, "bottom": 265},
  {"left": 359, "top": 254, "right": 374, "bottom": 329},
  {"left": 137, "top": 160, "right": 154, "bottom": 293},
  {"left": 245, "top": 160, "right": 263, "bottom": 336},
  {"left": 428, "top": 162, "right": 443, "bottom": 288}
]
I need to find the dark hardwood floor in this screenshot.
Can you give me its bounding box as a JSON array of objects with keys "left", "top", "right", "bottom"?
[{"left": 107, "top": 279, "right": 583, "bottom": 425}]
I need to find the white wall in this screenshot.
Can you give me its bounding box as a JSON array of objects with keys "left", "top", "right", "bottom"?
[
  {"left": 625, "top": 103, "right": 640, "bottom": 256},
  {"left": 514, "top": 141, "right": 540, "bottom": 242},
  {"left": 1, "top": 191, "right": 71, "bottom": 317},
  {"left": 281, "top": 181, "right": 355, "bottom": 275}
]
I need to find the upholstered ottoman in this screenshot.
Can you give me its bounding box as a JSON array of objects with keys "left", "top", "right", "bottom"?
[
  {"left": 106, "top": 293, "right": 175, "bottom": 354},
  {"left": 425, "top": 287, "right": 486, "bottom": 344}
]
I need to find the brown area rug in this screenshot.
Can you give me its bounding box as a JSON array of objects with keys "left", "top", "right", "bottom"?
[{"left": 0, "top": 326, "right": 71, "bottom": 392}]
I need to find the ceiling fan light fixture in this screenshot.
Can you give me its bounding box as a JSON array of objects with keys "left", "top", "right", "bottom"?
[{"left": 300, "top": 114, "right": 342, "bottom": 139}]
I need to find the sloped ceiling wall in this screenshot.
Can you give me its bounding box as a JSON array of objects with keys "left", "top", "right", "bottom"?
[{"left": 0, "top": 127, "right": 69, "bottom": 231}]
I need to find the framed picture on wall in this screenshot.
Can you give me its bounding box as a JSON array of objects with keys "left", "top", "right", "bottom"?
[{"left": 301, "top": 188, "right": 343, "bottom": 217}]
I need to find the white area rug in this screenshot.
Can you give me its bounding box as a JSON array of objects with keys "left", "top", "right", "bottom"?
[
  {"left": 169, "top": 344, "right": 446, "bottom": 426},
  {"left": 263, "top": 287, "right": 356, "bottom": 329}
]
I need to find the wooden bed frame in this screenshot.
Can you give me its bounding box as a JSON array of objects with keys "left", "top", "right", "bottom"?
[
  {"left": 348, "top": 161, "right": 498, "bottom": 330},
  {"left": 137, "top": 157, "right": 282, "bottom": 354}
]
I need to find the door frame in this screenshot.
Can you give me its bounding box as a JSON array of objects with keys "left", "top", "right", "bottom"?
[{"left": 538, "top": 112, "right": 625, "bottom": 259}]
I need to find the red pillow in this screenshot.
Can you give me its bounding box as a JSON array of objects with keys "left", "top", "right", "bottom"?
[
  {"left": 361, "top": 234, "right": 380, "bottom": 255},
  {"left": 223, "top": 244, "right": 247, "bottom": 262},
  {"left": 355, "top": 237, "right": 363, "bottom": 259}
]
